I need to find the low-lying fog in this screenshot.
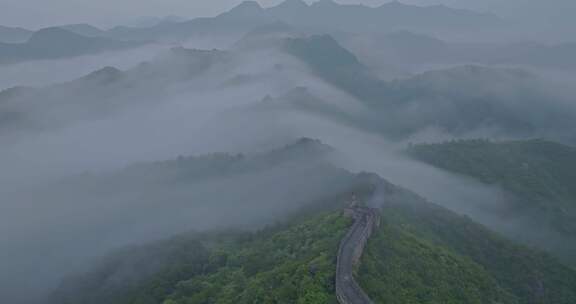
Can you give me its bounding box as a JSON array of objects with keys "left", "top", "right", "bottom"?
[
  {"left": 0, "top": 43, "right": 360, "bottom": 302},
  {"left": 0, "top": 35, "right": 242, "bottom": 91},
  {"left": 0, "top": 45, "right": 163, "bottom": 91},
  {"left": 1, "top": 33, "right": 575, "bottom": 303}
]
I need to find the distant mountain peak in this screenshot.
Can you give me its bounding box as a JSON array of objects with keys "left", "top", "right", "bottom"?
[
  {"left": 231, "top": 0, "right": 264, "bottom": 12},
  {"left": 293, "top": 137, "right": 328, "bottom": 148},
  {"left": 273, "top": 0, "right": 309, "bottom": 9},
  {"left": 82, "top": 66, "right": 123, "bottom": 84},
  {"left": 59, "top": 24, "right": 104, "bottom": 37},
  {"left": 218, "top": 0, "right": 267, "bottom": 20},
  {"left": 270, "top": 137, "right": 335, "bottom": 159},
  {"left": 32, "top": 27, "right": 77, "bottom": 36},
  {"left": 234, "top": 21, "right": 299, "bottom": 49},
  {"left": 90, "top": 66, "right": 122, "bottom": 75},
  {"left": 27, "top": 27, "right": 85, "bottom": 45},
  {"left": 61, "top": 24, "right": 102, "bottom": 31},
  {"left": 29, "top": 27, "right": 79, "bottom": 40},
  {"left": 284, "top": 34, "right": 361, "bottom": 68}
]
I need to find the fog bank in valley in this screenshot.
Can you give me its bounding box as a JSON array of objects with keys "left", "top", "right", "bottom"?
[{"left": 1, "top": 9, "right": 576, "bottom": 302}]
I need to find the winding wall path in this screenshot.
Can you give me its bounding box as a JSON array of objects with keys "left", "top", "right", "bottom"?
[{"left": 336, "top": 206, "right": 380, "bottom": 304}]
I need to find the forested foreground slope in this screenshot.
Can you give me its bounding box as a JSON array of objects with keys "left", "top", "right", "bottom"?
[
  {"left": 49, "top": 200, "right": 355, "bottom": 304},
  {"left": 363, "top": 186, "right": 576, "bottom": 304},
  {"left": 50, "top": 175, "right": 576, "bottom": 304}
]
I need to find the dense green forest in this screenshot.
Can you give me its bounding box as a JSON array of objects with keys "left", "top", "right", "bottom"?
[
  {"left": 362, "top": 186, "right": 576, "bottom": 303},
  {"left": 407, "top": 139, "right": 576, "bottom": 264},
  {"left": 50, "top": 175, "right": 576, "bottom": 304},
  {"left": 50, "top": 209, "right": 353, "bottom": 304},
  {"left": 162, "top": 212, "right": 349, "bottom": 304}
]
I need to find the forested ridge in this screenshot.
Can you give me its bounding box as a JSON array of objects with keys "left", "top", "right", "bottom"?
[
  {"left": 407, "top": 139, "right": 576, "bottom": 265},
  {"left": 50, "top": 174, "right": 576, "bottom": 304},
  {"left": 362, "top": 185, "right": 576, "bottom": 303}
]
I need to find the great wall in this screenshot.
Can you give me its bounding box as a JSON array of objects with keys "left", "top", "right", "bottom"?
[{"left": 335, "top": 197, "right": 380, "bottom": 304}]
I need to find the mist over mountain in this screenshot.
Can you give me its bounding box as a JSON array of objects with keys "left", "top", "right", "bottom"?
[
  {"left": 0, "top": 27, "right": 146, "bottom": 64},
  {"left": 1, "top": 1, "right": 576, "bottom": 304},
  {"left": 0, "top": 47, "right": 231, "bottom": 138},
  {"left": 344, "top": 30, "right": 576, "bottom": 70},
  {"left": 408, "top": 139, "right": 576, "bottom": 266},
  {"left": 0, "top": 25, "right": 33, "bottom": 43},
  {"left": 47, "top": 171, "right": 576, "bottom": 304},
  {"left": 0, "top": 138, "right": 353, "bottom": 303},
  {"left": 62, "top": 0, "right": 500, "bottom": 43},
  {"left": 5, "top": 33, "right": 576, "bottom": 145},
  {"left": 281, "top": 35, "right": 576, "bottom": 143},
  {"left": 58, "top": 24, "right": 107, "bottom": 37}
]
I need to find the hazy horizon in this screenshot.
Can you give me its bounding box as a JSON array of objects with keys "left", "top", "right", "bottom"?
[
  {"left": 2, "top": 0, "right": 576, "bottom": 302},
  {"left": 1, "top": 0, "right": 574, "bottom": 34}
]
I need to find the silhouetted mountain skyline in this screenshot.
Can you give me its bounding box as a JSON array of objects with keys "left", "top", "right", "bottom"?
[
  {"left": 0, "top": 27, "right": 145, "bottom": 64},
  {"left": 9, "top": 0, "right": 500, "bottom": 42}
]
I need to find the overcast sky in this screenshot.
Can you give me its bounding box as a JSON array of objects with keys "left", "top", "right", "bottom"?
[{"left": 1, "top": 0, "right": 574, "bottom": 30}]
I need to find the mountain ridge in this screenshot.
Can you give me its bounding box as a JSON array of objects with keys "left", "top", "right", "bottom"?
[
  {"left": 47, "top": 164, "right": 576, "bottom": 304},
  {"left": 0, "top": 25, "right": 33, "bottom": 43},
  {"left": 79, "top": 0, "right": 502, "bottom": 42},
  {"left": 0, "top": 27, "right": 145, "bottom": 64}
]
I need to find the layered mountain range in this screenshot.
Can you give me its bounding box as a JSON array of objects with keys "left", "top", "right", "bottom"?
[
  {"left": 2, "top": 1, "right": 576, "bottom": 304},
  {"left": 0, "top": 27, "right": 146, "bottom": 64},
  {"left": 35, "top": 0, "right": 501, "bottom": 42}
]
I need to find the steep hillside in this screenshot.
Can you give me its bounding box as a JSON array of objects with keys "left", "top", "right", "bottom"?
[
  {"left": 282, "top": 35, "right": 576, "bottom": 143},
  {"left": 48, "top": 174, "right": 576, "bottom": 304},
  {"left": 407, "top": 139, "right": 576, "bottom": 264},
  {"left": 284, "top": 34, "right": 389, "bottom": 106},
  {"left": 50, "top": 212, "right": 352, "bottom": 304},
  {"left": 47, "top": 175, "right": 369, "bottom": 304},
  {"left": 1, "top": 138, "right": 359, "bottom": 304},
  {"left": 362, "top": 185, "right": 576, "bottom": 303}
]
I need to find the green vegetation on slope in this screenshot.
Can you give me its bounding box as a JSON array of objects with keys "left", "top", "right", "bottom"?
[
  {"left": 361, "top": 223, "right": 516, "bottom": 304},
  {"left": 51, "top": 173, "right": 576, "bottom": 304},
  {"left": 164, "top": 212, "right": 350, "bottom": 304},
  {"left": 407, "top": 139, "right": 576, "bottom": 213},
  {"left": 361, "top": 185, "right": 576, "bottom": 304},
  {"left": 50, "top": 205, "right": 355, "bottom": 304},
  {"left": 407, "top": 139, "right": 576, "bottom": 263}
]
